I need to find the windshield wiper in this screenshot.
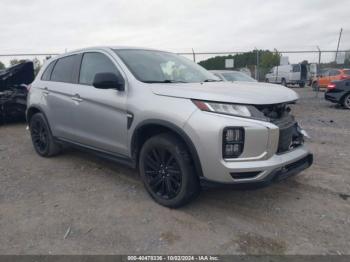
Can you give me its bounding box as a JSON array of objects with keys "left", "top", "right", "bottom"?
[
  {"left": 203, "top": 79, "right": 223, "bottom": 82},
  {"left": 143, "top": 80, "right": 188, "bottom": 83}
]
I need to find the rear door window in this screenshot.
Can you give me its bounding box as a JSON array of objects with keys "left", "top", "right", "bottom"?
[
  {"left": 41, "top": 61, "right": 56, "bottom": 81},
  {"left": 79, "top": 52, "right": 122, "bottom": 85},
  {"left": 51, "top": 55, "right": 80, "bottom": 83},
  {"left": 344, "top": 70, "right": 350, "bottom": 76}
]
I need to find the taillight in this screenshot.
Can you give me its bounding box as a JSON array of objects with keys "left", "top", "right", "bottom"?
[{"left": 327, "top": 83, "right": 336, "bottom": 90}]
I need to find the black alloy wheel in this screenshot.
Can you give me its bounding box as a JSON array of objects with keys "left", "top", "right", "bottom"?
[
  {"left": 31, "top": 117, "right": 49, "bottom": 154},
  {"left": 29, "top": 113, "right": 61, "bottom": 157},
  {"left": 144, "top": 147, "right": 182, "bottom": 200},
  {"left": 139, "top": 133, "right": 200, "bottom": 208}
]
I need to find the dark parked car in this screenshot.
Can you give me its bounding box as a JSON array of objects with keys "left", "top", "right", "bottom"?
[
  {"left": 325, "top": 79, "right": 350, "bottom": 109},
  {"left": 0, "top": 61, "right": 34, "bottom": 122}
]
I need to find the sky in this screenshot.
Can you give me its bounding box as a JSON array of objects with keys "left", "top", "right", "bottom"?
[{"left": 0, "top": 0, "right": 349, "bottom": 65}]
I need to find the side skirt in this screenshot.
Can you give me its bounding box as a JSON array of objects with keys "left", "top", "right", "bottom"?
[{"left": 55, "top": 137, "right": 136, "bottom": 168}]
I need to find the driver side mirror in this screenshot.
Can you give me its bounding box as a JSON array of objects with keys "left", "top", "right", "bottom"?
[{"left": 93, "top": 72, "right": 124, "bottom": 91}]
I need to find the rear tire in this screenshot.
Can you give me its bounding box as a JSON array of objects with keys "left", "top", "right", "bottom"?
[
  {"left": 342, "top": 93, "right": 350, "bottom": 109},
  {"left": 29, "top": 113, "right": 61, "bottom": 157},
  {"left": 139, "top": 133, "right": 200, "bottom": 208},
  {"left": 299, "top": 83, "right": 305, "bottom": 88}
]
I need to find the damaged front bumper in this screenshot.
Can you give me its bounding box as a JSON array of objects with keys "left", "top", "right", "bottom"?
[
  {"left": 200, "top": 144, "right": 313, "bottom": 186},
  {"left": 201, "top": 151, "right": 313, "bottom": 188}
]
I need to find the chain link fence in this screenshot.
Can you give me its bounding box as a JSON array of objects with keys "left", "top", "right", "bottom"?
[
  {"left": 1, "top": 49, "right": 349, "bottom": 83},
  {"left": 178, "top": 49, "right": 350, "bottom": 83}
]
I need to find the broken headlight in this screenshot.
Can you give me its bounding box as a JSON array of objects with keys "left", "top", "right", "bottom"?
[{"left": 192, "top": 100, "right": 268, "bottom": 121}]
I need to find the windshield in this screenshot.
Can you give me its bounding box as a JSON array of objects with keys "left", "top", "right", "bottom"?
[
  {"left": 114, "top": 49, "right": 219, "bottom": 83},
  {"left": 221, "top": 71, "right": 256, "bottom": 82}
]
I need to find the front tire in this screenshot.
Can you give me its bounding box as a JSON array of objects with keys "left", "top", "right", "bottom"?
[
  {"left": 139, "top": 133, "right": 200, "bottom": 208},
  {"left": 29, "top": 113, "right": 61, "bottom": 157}
]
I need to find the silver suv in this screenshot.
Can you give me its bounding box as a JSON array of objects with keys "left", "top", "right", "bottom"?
[{"left": 27, "top": 47, "right": 313, "bottom": 207}]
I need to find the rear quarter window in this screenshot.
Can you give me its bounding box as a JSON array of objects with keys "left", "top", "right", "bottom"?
[{"left": 41, "top": 61, "right": 56, "bottom": 81}]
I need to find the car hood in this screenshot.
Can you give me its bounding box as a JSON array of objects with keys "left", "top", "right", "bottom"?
[{"left": 151, "top": 81, "right": 299, "bottom": 105}]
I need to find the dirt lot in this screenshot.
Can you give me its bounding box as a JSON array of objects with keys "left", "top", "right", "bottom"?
[{"left": 0, "top": 87, "right": 349, "bottom": 255}]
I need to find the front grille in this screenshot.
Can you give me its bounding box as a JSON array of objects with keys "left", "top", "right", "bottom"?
[
  {"left": 278, "top": 122, "right": 295, "bottom": 153},
  {"left": 256, "top": 103, "right": 304, "bottom": 154}
]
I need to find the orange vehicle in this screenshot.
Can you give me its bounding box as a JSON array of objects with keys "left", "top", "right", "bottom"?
[{"left": 312, "top": 68, "right": 350, "bottom": 90}]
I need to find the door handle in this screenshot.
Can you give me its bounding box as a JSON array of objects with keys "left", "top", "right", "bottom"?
[
  {"left": 71, "top": 94, "right": 83, "bottom": 102},
  {"left": 42, "top": 87, "right": 49, "bottom": 95}
]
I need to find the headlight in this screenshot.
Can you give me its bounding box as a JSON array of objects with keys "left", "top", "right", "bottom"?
[{"left": 192, "top": 100, "right": 268, "bottom": 120}]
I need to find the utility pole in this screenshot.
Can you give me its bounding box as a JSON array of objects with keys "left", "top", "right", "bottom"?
[
  {"left": 255, "top": 48, "right": 259, "bottom": 81},
  {"left": 316, "top": 46, "right": 321, "bottom": 65},
  {"left": 191, "top": 48, "right": 196, "bottom": 62},
  {"left": 316, "top": 46, "right": 321, "bottom": 97},
  {"left": 335, "top": 28, "right": 343, "bottom": 62}
]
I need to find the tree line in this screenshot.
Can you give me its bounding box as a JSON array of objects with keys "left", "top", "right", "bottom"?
[{"left": 198, "top": 50, "right": 280, "bottom": 81}]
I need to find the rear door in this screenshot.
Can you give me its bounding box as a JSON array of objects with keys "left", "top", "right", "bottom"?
[
  {"left": 289, "top": 64, "right": 301, "bottom": 82},
  {"left": 300, "top": 64, "right": 308, "bottom": 81},
  {"left": 43, "top": 54, "right": 81, "bottom": 138},
  {"left": 69, "top": 51, "right": 129, "bottom": 155}
]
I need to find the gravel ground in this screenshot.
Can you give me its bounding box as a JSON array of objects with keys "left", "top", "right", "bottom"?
[{"left": 0, "top": 87, "right": 349, "bottom": 255}]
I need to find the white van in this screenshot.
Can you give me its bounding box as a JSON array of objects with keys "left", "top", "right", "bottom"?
[{"left": 265, "top": 64, "right": 308, "bottom": 87}]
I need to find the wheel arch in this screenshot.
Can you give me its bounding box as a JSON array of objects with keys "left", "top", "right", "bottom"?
[
  {"left": 26, "top": 105, "right": 43, "bottom": 123},
  {"left": 341, "top": 91, "right": 350, "bottom": 106},
  {"left": 26, "top": 106, "right": 54, "bottom": 133},
  {"left": 131, "top": 119, "right": 203, "bottom": 177}
]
